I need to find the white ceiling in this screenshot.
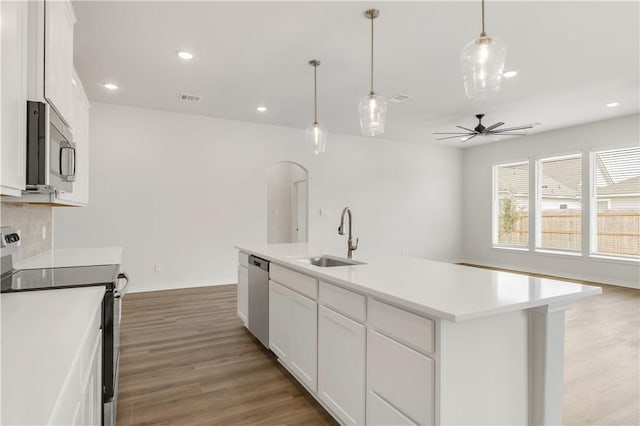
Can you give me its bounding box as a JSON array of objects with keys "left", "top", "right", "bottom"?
[{"left": 73, "top": 1, "right": 639, "bottom": 147}]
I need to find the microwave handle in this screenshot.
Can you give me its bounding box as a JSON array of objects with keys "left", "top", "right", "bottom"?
[
  {"left": 59, "top": 146, "right": 76, "bottom": 181},
  {"left": 70, "top": 147, "right": 76, "bottom": 179}
]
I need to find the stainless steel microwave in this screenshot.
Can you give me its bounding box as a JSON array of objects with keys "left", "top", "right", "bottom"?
[{"left": 26, "top": 101, "right": 76, "bottom": 193}]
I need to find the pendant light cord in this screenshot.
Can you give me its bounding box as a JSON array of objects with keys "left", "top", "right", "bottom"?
[
  {"left": 370, "top": 15, "right": 375, "bottom": 95},
  {"left": 313, "top": 63, "right": 318, "bottom": 124},
  {"left": 481, "top": 0, "right": 486, "bottom": 36}
]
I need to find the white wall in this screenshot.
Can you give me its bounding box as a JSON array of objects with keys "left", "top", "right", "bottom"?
[
  {"left": 54, "top": 103, "right": 463, "bottom": 292},
  {"left": 462, "top": 114, "right": 640, "bottom": 288}
]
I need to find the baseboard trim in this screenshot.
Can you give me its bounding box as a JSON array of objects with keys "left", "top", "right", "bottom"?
[
  {"left": 127, "top": 280, "right": 235, "bottom": 294},
  {"left": 458, "top": 260, "right": 640, "bottom": 289}
]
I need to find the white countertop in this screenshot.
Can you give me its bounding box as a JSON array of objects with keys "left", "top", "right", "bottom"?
[
  {"left": 235, "top": 243, "right": 602, "bottom": 322},
  {"left": 15, "top": 247, "right": 123, "bottom": 270},
  {"left": 1, "top": 286, "right": 105, "bottom": 425}
]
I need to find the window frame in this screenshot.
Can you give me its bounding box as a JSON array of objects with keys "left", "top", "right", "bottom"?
[
  {"left": 492, "top": 159, "right": 530, "bottom": 250},
  {"left": 534, "top": 151, "right": 583, "bottom": 256},
  {"left": 589, "top": 144, "right": 640, "bottom": 261}
]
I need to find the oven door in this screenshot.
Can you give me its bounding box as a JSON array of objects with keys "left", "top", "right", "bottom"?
[{"left": 47, "top": 106, "right": 75, "bottom": 193}]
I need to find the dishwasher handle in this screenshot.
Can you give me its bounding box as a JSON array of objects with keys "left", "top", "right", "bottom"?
[{"left": 248, "top": 255, "right": 269, "bottom": 272}]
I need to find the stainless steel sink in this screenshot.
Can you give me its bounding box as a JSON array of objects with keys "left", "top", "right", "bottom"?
[{"left": 297, "top": 255, "right": 366, "bottom": 267}]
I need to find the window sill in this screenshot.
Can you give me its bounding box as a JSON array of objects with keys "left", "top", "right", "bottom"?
[
  {"left": 589, "top": 254, "right": 640, "bottom": 265},
  {"left": 534, "top": 249, "right": 583, "bottom": 258},
  {"left": 490, "top": 246, "right": 529, "bottom": 252}
]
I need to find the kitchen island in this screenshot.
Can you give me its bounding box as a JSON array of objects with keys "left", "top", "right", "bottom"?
[{"left": 236, "top": 243, "right": 601, "bottom": 426}]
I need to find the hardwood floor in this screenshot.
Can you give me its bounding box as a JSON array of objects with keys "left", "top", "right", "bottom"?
[
  {"left": 116, "top": 285, "right": 336, "bottom": 426},
  {"left": 117, "top": 280, "right": 639, "bottom": 426}
]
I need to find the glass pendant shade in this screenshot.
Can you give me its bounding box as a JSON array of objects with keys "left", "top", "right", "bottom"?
[
  {"left": 461, "top": 35, "right": 507, "bottom": 100},
  {"left": 359, "top": 93, "right": 387, "bottom": 136},
  {"left": 306, "top": 122, "right": 327, "bottom": 155}
]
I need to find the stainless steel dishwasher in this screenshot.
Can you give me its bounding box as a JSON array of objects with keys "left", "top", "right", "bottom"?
[{"left": 248, "top": 255, "right": 270, "bottom": 348}]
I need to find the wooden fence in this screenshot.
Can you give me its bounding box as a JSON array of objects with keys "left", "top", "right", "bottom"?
[{"left": 498, "top": 211, "right": 640, "bottom": 256}]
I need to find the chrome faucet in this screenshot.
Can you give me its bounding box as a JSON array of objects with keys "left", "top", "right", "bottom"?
[{"left": 338, "top": 207, "right": 359, "bottom": 259}]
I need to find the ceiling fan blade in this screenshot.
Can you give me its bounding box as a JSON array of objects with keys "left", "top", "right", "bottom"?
[
  {"left": 493, "top": 125, "right": 534, "bottom": 132},
  {"left": 436, "top": 135, "right": 473, "bottom": 141},
  {"left": 461, "top": 135, "right": 478, "bottom": 143},
  {"left": 485, "top": 122, "right": 505, "bottom": 131},
  {"left": 456, "top": 126, "right": 475, "bottom": 132},
  {"left": 433, "top": 132, "right": 473, "bottom": 135},
  {"left": 491, "top": 133, "right": 529, "bottom": 136}
]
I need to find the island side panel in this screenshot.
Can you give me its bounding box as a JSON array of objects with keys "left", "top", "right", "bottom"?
[
  {"left": 528, "top": 303, "right": 570, "bottom": 426},
  {"left": 439, "top": 310, "right": 529, "bottom": 425}
]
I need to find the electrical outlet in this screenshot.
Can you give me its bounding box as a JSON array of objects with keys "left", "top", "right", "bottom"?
[
  {"left": 16, "top": 230, "right": 22, "bottom": 247},
  {"left": 42, "top": 225, "right": 47, "bottom": 240},
  {"left": 402, "top": 248, "right": 409, "bottom": 255},
  {"left": 154, "top": 263, "right": 162, "bottom": 273}
]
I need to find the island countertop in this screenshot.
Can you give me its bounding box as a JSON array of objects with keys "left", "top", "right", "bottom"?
[{"left": 235, "top": 243, "right": 602, "bottom": 322}]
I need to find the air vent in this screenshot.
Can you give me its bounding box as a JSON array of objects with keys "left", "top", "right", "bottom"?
[
  {"left": 179, "top": 93, "right": 201, "bottom": 102},
  {"left": 388, "top": 94, "right": 412, "bottom": 103}
]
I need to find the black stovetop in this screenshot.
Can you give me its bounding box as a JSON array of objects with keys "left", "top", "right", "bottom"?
[{"left": 1, "top": 264, "right": 119, "bottom": 293}]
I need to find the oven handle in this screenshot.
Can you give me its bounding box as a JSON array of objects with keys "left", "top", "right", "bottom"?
[{"left": 117, "top": 272, "right": 129, "bottom": 294}]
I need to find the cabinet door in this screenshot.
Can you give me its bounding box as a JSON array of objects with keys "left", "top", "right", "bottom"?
[
  {"left": 367, "top": 329, "right": 434, "bottom": 426},
  {"left": 56, "top": 73, "right": 90, "bottom": 205},
  {"left": 237, "top": 265, "right": 249, "bottom": 326},
  {"left": 289, "top": 291, "right": 318, "bottom": 391},
  {"left": 268, "top": 281, "right": 290, "bottom": 361},
  {"left": 45, "top": 0, "right": 75, "bottom": 123},
  {"left": 318, "top": 305, "right": 366, "bottom": 425},
  {"left": 0, "top": 0, "right": 27, "bottom": 196},
  {"left": 81, "top": 330, "right": 102, "bottom": 426}
]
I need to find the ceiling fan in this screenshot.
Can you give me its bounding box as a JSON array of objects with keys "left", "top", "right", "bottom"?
[{"left": 434, "top": 114, "right": 538, "bottom": 142}]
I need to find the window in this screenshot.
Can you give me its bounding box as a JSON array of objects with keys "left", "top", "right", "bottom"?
[
  {"left": 592, "top": 147, "right": 640, "bottom": 258},
  {"left": 493, "top": 162, "right": 529, "bottom": 247},
  {"left": 537, "top": 154, "right": 582, "bottom": 252}
]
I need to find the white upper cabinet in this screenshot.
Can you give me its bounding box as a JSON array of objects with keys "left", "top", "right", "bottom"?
[
  {"left": 44, "top": 0, "right": 76, "bottom": 125},
  {"left": 1, "top": 0, "right": 28, "bottom": 196},
  {"left": 56, "top": 69, "right": 90, "bottom": 206}
]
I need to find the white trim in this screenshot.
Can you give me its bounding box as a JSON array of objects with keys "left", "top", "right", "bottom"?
[
  {"left": 127, "top": 280, "right": 234, "bottom": 294},
  {"left": 490, "top": 245, "right": 529, "bottom": 252},
  {"left": 588, "top": 254, "right": 640, "bottom": 265}
]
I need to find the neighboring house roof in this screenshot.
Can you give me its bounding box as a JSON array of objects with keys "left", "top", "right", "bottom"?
[{"left": 598, "top": 175, "right": 640, "bottom": 197}]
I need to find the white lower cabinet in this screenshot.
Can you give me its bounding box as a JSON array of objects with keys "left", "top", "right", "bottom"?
[
  {"left": 269, "top": 280, "right": 318, "bottom": 391},
  {"left": 367, "top": 329, "right": 434, "bottom": 425},
  {"left": 318, "top": 305, "right": 366, "bottom": 425},
  {"left": 289, "top": 290, "right": 318, "bottom": 390},
  {"left": 237, "top": 265, "right": 248, "bottom": 326},
  {"left": 49, "top": 305, "right": 102, "bottom": 425},
  {"left": 269, "top": 281, "right": 291, "bottom": 361}
]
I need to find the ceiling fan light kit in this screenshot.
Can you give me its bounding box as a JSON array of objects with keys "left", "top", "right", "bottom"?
[
  {"left": 359, "top": 8, "right": 388, "bottom": 137},
  {"left": 305, "top": 59, "right": 327, "bottom": 155},
  {"left": 461, "top": 0, "right": 507, "bottom": 100}
]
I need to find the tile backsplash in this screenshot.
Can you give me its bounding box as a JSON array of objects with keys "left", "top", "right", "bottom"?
[{"left": 1, "top": 202, "right": 53, "bottom": 262}]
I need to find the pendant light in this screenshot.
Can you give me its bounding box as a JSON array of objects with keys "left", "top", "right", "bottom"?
[
  {"left": 460, "top": 0, "right": 507, "bottom": 100},
  {"left": 359, "top": 9, "right": 387, "bottom": 136},
  {"left": 305, "top": 59, "right": 327, "bottom": 155}
]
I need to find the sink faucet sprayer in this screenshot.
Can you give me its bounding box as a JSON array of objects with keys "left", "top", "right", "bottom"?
[{"left": 338, "top": 207, "right": 359, "bottom": 259}]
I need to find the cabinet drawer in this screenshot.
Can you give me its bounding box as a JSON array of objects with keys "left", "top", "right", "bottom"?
[
  {"left": 369, "top": 299, "right": 435, "bottom": 353},
  {"left": 367, "top": 390, "right": 416, "bottom": 426},
  {"left": 270, "top": 264, "right": 317, "bottom": 300},
  {"left": 238, "top": 251, "right": 249, "bottom": 268},
  {"left": 319, "top": 281, "right": 366, "bottom": 322},
  {"left": 368, "top": 329, "right": 435, "bottom": 426}
]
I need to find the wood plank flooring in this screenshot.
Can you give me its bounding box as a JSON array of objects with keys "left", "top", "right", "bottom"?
[
  {"left": 116, "top": 285, "right": 336, "bottom": 426},
  {"left": 117, "top": 280, "right": 639, "bottom": 426}
]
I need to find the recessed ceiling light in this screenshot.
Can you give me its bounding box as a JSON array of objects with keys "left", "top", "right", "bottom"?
[
  {"left": 178, "top": 51, "right": 193, "bottom": 60},
  {"left": 256, "top": 106, "right": 267, "bottom": 112},
  {"left": 503, "top": 71, "right": 518, "bottom": 78},
  {"left": 102, "top": 83, "right": 118, "bottom": 90},
  {"left": 606, "top": 102, "right": 620, "bottom": 108}
]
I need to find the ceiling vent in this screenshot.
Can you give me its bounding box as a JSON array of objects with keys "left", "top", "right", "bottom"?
[
  {"left": 388, "top": 94, "right": 412, "bottom": 103},
  {"left": 179, "top": 93, "right": 201, "bottom": 102}
]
